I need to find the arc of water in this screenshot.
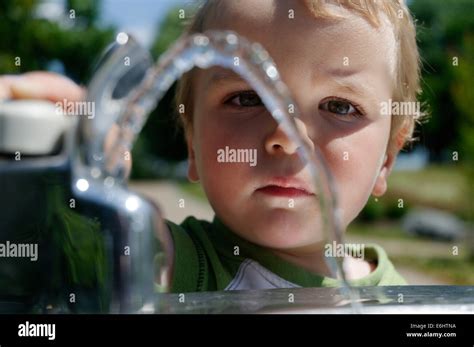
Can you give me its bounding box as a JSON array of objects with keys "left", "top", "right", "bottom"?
[{"left": 83, "top": 31, "right": 361, "bottom": 311}]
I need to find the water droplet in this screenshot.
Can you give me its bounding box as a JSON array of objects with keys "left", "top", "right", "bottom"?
[
  {"left": 226, "top": 33, "right": 238, "bottom": 45},
  {"left": 76, "top": 179, "right": 89, "bottom": 192},
  {"left": 193, "top": 35, "right": 209, "bottom": 46},
  {"left": 104, "top": 176, "right": 115, "bottom": 188},
  {"left": 93, "top": 153, "right": 103, "bottom": 162},
  {"left": 116, "top": 32, "right": 129, "bottom": 45},
  {"left": 91, "top": 167, "right": 101, "bottom": 178},
  {"left": 125, "top": 196, "right": 140, "bottom": 211},
  {"left": 264, "top": 63, "right": 278, "bottom": 79}
]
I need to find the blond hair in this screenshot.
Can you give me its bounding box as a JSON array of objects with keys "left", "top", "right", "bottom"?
[{"left": 175, "top": 0, "right": 424, "bottom": 154}]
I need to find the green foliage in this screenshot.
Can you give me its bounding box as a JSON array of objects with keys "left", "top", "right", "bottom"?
[
  {"left": 150, "top": 7, "right": 189, "bottom": 59},
  {"left": 131, "top": 7, "right": 190, "bottom": 178},
  {"left": 47, "top": 187, "right": 106, "bottom": 288},
  {"left": 450, "top": 34, "right": 474, "bottom": 167},
  {"left": 46, "top": 185, "right": 109, "bottom": 312},
  {"left": 0, "top": 0, "right": 114, "bottom": 83},
  {"left": 359, "top": 164, "right": 470, "bottom": 222},
  {"left": 388, "top": 165, "right": 471, "bottom": 220},
  {"left": 409, "top": 0, "right": 474, "bottom": 162},
  {"left": 359, "top": 198, "right": 386, "bottom": 222},
  {"left": 358, "top": 195, "right": 410, "bottom": 222},
  {"left": 67, "top": 0, "right": 99, "bottom": 25},
  {"left": 393, "top": 256, "right": 474, "bottom": 285}
]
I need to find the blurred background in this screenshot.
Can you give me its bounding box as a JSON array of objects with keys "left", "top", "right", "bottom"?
[{"left": 0, "top": 0, "right": 472, "bottom": 285}]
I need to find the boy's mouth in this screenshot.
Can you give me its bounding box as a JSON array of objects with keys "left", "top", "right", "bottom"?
[{"left": 256, "top": 177, "right": 315, "bottom": 198}]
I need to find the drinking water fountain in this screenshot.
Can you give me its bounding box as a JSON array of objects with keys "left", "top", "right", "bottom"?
[{"left": 10, "top": 31, "right": 472, "bottom": 314}]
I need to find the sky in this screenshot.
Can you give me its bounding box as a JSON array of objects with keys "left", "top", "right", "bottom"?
[
  {"left": 36, "top": 0, "right": 190, "bottom": 47},
  {"left": 100, "top": 0, "right": 188, "bottom": 47}
]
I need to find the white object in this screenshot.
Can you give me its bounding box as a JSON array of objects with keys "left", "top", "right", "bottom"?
[{"left": 0, "top": 100, "right": 71, "bottom": 155}]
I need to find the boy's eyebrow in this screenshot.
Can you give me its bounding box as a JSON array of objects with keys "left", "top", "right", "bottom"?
[
  {"left": 333, "top": 78, "right": 373, "bottom": 99},
  {"left": 206, "top": 67, "right": 378, "bottom": 104},
  {"left": 206, "top": 69, "right": 246, "bottom": 87},
  {"left": 321, "top": 68, "right": 377, "bottom": 101},
  {"left": 324, "top": 67, "right": 363, "bottom": 78}
]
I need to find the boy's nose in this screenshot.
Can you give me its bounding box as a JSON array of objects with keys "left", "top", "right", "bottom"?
[{"left": 264, "top": 118, "right": 314, "bottom": 156}]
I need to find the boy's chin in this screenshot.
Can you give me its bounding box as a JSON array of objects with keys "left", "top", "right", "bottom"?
[{"left": 241, "top": 210, "right": 326, "bottom": 250}]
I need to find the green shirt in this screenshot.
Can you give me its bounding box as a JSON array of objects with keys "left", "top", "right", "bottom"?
[{"left": 166, "top": 216, "right": 406, "bottom": 293}]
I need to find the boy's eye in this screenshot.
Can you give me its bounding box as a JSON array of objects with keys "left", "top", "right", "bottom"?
[
  {"left": 319, "top": 98, "right": 363, "bottom": 118},
  {"left": 225, "top": 91, "right": 263, "bottom": 107}
]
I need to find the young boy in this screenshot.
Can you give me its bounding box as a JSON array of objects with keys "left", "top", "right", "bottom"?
[
  {"left": 164, "top": 0, "right": 423, "bottom": 292},
  {"left": 0, "top": 0, "right": 422, "bottom": 294}
]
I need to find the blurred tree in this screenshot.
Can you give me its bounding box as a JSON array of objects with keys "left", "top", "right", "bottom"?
[
  {"left": 0, "top": 0, "right": 114, "bottom": 83},
  {"left": 131, "top": 6, "right": 191, "bottom": 178},
  {"left": 450, "top": 34, "right": 474, "bottom": 167},
  {"left": 409, "top": 0, "right": 474, "bottom": 162}
]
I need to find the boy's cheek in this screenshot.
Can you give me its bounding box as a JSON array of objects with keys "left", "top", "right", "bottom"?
[{"left": 321, "top": 137, "right": 386, "bottom": 224}]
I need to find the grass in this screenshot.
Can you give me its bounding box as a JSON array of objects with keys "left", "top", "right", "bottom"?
[
  {"left": 348, "top": 221, "right": 416, "bottom": 240},
  {"left": 386, "top": 164, "right": 472, "bottom": 219},
  {"left": 392, "top": 256, "right": 474, "bottom": 285},
  {"left": 177, "top": 181, "right": 207, "bottom": 201},
  {"left": 349, "top": 222, "right": 474, "bottom": 285}
]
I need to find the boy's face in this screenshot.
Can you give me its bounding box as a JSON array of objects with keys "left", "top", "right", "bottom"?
[{"left": 187, "top": 0, "right": 397, "bottom": 252}]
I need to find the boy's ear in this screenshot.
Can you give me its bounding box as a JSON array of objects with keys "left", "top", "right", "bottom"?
[
  {"left": 186, "top": 131, "right": 200, "bottom": 183},
  {"left": 371, "top": 152, "right": 396, "bottom": 197}
]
